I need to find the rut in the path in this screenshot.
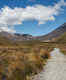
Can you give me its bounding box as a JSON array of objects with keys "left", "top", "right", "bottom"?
[{"left": 32, "top": 48, "right": 66, "bottom": 80}]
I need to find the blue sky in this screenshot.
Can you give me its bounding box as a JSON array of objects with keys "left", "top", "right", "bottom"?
[{"left": 0, "top": 0, "right": 66, "bottom": 36}]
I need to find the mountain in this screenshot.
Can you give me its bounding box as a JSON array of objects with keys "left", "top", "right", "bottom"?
[
  {"left": 56, "top": 32, "right": 66, "bottom": 42},
  {"left": 14, "top": 33, "right": 33, "bottom": 41},
  {"left": 0, "top": 31, "right": 33, "bottom": 41},
  {"left": 0, "top": 23, "right": 66, "bottom": 44},
  {"left": 36, "top": 23, "right": 66, "bottom": 42}
]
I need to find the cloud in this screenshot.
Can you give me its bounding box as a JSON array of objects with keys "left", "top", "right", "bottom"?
[
  {"left": 0, "top": 27, "right": 16, "bottom": 33},
  {"left": 0, "top": 24, "right": 16, "bottom": 33},
  {"left": 0, "top": 0, "right": 66, "bottom": 33}
]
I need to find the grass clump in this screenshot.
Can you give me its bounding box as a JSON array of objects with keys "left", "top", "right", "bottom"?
[{"left": 0, "top": 43, "right": 50, "bottom": 80}]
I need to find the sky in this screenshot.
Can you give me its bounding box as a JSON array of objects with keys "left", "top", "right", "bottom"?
[{"left": 0, "top": 0, "right": 66, "bottom": 36}]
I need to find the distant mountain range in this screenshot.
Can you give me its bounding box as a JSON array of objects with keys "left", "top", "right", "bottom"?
[{"left": 0, "top": 23, "right": 66, "bottom": 44}]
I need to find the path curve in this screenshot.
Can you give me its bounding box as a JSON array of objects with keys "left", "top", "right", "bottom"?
[{"left": 32, "top": 48, "right": 66, "bottom": 80}]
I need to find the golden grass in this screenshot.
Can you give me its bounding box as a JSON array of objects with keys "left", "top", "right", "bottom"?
[
  {"left": 0, "top": 44, "right": 50, "bottom": 80},
  {"left": 0, "top": 32, "right": 66, "bottom": 80},
  {"left": 0, "top": 41, "right": 66, "bottom": 80}
]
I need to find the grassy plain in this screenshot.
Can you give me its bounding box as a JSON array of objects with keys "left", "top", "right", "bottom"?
[{"left": 0, "top": 40, "right": 66, "bottom": 80}]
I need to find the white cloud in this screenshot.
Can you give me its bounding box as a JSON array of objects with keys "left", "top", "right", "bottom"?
[
  {"left": 0, "top": 27, "right": 15, "bottom": 33},
  {"left": 0, "top": 0, "right": 66, "bottom": 33},
  {"left": 0, "top": 24, "right": 16, "bottom": 33}
]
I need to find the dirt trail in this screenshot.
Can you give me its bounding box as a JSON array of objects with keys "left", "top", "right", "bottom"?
[{"left": 32, "top": 48, "right": 66, "bottom": 80}]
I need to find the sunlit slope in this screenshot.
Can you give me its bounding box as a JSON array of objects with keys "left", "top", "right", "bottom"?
[{"left": 56, "top": 32, "right": 66, "bottom": 42}]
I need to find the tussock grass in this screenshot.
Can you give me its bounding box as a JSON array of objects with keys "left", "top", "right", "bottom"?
[
  {"left": 0, "top": 38, "right": 66, "bottom": 80},
  {"left": 0, "top": 43, "right": 50, "bottom": 80}
]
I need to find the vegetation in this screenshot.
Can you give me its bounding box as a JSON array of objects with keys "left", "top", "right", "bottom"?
[
  {"left": 0, "top": 42, "right": 51, "bottom": 80},
  {"left": 56, "top": 32, "right": 66, "bottom": 55},
  {"left": 0, "top": 32, "right": 66, "bottom": 80},
  {"left": 56, "top": 32, "right": 66, "bottom": 42}
]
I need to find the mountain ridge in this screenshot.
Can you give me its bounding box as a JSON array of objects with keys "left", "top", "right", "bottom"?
[
  {"left": 36, "top": 23, "right": 66, "bottom": 42},
  {"left": 0, "top": 23, "right": 66, "bottom": 43}
]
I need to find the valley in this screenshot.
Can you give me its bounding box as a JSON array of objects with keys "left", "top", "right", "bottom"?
[{"left": 0, "top": 23, "right": 66, "bottom": 80}]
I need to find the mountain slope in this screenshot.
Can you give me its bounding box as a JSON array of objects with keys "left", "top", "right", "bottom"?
[
  {"left": 56, "top": 32, "right": 66, "bottom": 42},
  {"left": 36, "top": 23, "right": 66, "bottom": 42},
  {"left": 0, "top": 23, "right": 66, "bottom": 44}
]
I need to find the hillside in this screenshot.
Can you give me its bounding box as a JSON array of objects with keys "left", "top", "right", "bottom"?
[
  {"left": 0, "top": 23, "right": 66, "bottom": 46},
  {"left": 0, "top": 23, "right": 66, "bottom": 80},
  {"left": 36, "top": 23, "right": 66, "bottom": 42},
  {"left": 56, "top": 32, "right": 66, "bottom": 42}
]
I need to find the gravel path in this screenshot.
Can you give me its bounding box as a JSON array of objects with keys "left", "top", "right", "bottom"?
[{"left": 32, "top": 48, "right": 66, "bottom": 80}]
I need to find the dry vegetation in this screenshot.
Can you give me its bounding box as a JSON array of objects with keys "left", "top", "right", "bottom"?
[
  {"left": 0, "top": 42, "right": 51, "bottom": 80},
  {"left": 0, "top": 39, "right": 66, "bottom": 80}
]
